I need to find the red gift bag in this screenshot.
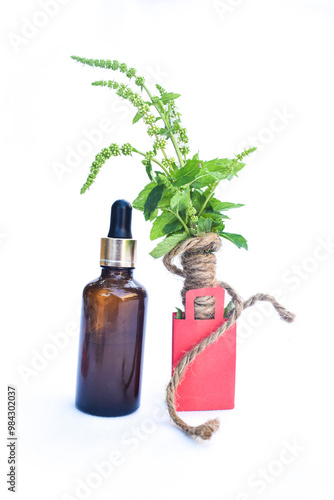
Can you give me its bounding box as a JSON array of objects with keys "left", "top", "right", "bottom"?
[{"left": 172, "top": 286, "right": 236, "bottom": 411}]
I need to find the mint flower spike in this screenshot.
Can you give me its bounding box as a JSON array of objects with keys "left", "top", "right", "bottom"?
[
  {"left": 135, "top": 76, "right": 145, "bottom": 87},
  {"left": 92, "top": 80, "right": 120, "bottom": 89},
  {"left": 235, "top": 146, "right": 257, "bottom": 161},
  {"left": 90, "top": 79, "right": 146, "bottom": 110},
  {"left": 121, "top": 143, "right": 132, "bottom": 156},
  {"left": 80, "top": 142, "right": 135, "bottom": 194},
  {"left": 156, "top": 84, "right": 166, "bottom": 95},
  {"left": 154, "top": 138, "right": 167, "bottom": 150},
  {"left": 71, "top": 56, "right": 186, "bottom": 166},
  {"left": 71, "top": 56, "right": 138, "bottom": 80},
  {"left": 147, "top": 125, "right": 159, "bottom": 137},
  {"left": 145, "top": 151, "right": 156, "bottom": 160}
]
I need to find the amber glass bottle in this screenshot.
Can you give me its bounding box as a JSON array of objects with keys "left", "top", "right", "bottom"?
[{"left": 75, "top": 200, "right": 147, "bottom": 417}]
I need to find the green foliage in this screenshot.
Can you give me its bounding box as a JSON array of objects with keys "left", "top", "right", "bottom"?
[
  {"left": 72, "top": 55, "right": 257, "bottom": 257},
  {"left": 175, "top": 307, "right": 184, "bottom": 319},
  {"left": 170, "top": 191, "right": 188, "bottom": 212},
  {"left": 224, "top": 300, "right": 233, "bottom": 317},
  {"left": 198, "top": 217, "right": 213, "bottom": 233},
  {"left": 144, "top": 184, "right": 165, "bottom": 221},
  {"left": 132, "top": 182, "right": 157, "bottom": 210},
  {"left": 150, "top": 212, "right": 182, "bottom": 240},
  {"left": 80, "top": 142, "right": 133, "bottom": 194},
  {"left": 160, "top": 92, "right": 181, "bottom": 104},
  {"left": 173, "top": 160, "right": 200, "bottom": 187},
  {"left": 133, "top": 111, "right": 144, "bottom": 124},
  {"left": 149, "top": 232, "right": 189, "bottom": 258},
  {"left": 209, "top": 199, "right": 245, "bottom": 211},
  {"left": 220, "top": 232, "right": 248, "bottom": 250}
]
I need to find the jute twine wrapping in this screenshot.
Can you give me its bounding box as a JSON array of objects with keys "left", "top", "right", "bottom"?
[{"left": 163, "top": 233, "right": 295, "bottom": 440}]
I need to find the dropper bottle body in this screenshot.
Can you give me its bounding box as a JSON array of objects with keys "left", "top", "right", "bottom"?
[{"left": 75, "top": 200, "right": 147, "bottom": 417}]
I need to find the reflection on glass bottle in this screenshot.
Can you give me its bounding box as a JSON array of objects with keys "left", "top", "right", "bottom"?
[{"left": 75, "top": 200, "right": 147, "bottom": 417}]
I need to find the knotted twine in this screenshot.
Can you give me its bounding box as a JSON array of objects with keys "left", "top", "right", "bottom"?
[{"left": 163, "top": 233, "right": 295, "bottom": 440}]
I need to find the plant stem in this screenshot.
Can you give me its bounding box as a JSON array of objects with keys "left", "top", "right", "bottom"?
[
  {"left": 134, "top": 149, "right": 169, "bottom": 176},
  {"left": 197, "top": 181, "right": 219, "bottom": 218},
  {"left": 163, "top": 111, "right": 184, "bottom": 167},
  {"left": 152, "top": 131, "right": 168, "bottom": 161},
  {"left": 142, "top": 83, "right": 154, "bottom": 103},
  {"left": 143, "top": 83, "right": 184, "bottom": 168},
  {"left": 164, "top": 208, "right": 191, "bottom": 236},
  {"left": 170, "top": 133, "right": 184, "bottom": 168},
  {"left": 143, "top": 83, "right": 168, "bottom": 125},
  {"left": 185, "top": 186, "right": 191, "bottom": 224}
]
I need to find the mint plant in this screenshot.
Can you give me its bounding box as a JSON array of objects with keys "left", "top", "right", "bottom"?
[{"left": 71, "top": 56, "right": 256, "bottom": 257}]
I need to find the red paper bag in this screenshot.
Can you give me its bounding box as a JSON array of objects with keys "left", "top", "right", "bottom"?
[{"left": 172, "top": 286, "right": 236, "bottom": 411}]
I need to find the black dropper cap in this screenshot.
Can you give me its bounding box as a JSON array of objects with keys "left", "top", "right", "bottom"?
[{"left": 107, "top": 199, "right": 133, "bottom": 239}]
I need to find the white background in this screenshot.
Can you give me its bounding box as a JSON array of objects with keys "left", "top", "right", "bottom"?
[{"left": 1, "top": 0, "right": 334, "bottom": 499}]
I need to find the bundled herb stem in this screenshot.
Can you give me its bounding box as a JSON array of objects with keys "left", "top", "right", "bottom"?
[{"left": 71, "top": 55, "right": 256, "bottom": 257}]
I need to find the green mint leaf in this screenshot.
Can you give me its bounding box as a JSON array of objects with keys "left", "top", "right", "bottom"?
[
  {"left": 150, "top": 211, "right": 182, "bottom": 240},
  {"left": 170, "top": 191, "right": 189, "bottom": 211},
  {"left": 155, "top": 171, "right": 169, "bottom": 185},
  {"left": 224, "top": 301, "right": 233, "bottom": 317},
  {"left": 149, "top": 232, "right": 188, "bottom": 258},
  {"left": 160, "top": 92, "right": 181, "bottom": 104},
  {"left": 133, "top": 111, "right": 144, "bottom": 124},
  {"left": 149, "top": 208, "right": 158, "bottom": 221},
  {"left": 203, "top": 159, "right": 245, "bottom": 181},
  {"left": 209, "top": 199, "right": 245, "bottom": 211},
  {"left": 144, "top": 160, "right": 154, "bottom": 181},
  {"left": 191, "top": 189, "right": 205, "bottom": 212},
  {"left": 144, "top": 184, "right": 165, "bottom": 220},
  {"left": 175, "top": 307, "right": 184, "bottom": 319},
  {"left": 174, "top": 159, "right": 201, "bottom": 187},
  {"left": 212, "top": 221, "right": 225, "bottom": 232},
  {"left": 132, "top": 181, "right": 157, "bottom": 211},
  {"left": 226, "top": 162, "right": 245, "bottom": 180},
  {"left": 198, "top": 217, "right": 213, "bottom": 233},
  {"left": 220, "top": 232, "right": 248, "bottom": 250},
  {"left": 191, "top": 169, "right": 225, "bottom": 189},
  {"left": 201, "top": 212, "right": 230, "bottom": 221},
  {"left": 203, "top": 158, "right": 237, "bottom": 172},
  {"left": 163, "top": 219, "right": 183, "bottom": 235},
  {"left": 158, "top": 190, "right": 173, "bottom": 209},
  {"left": 203, "top": 158, "right": 229, "bottom": 170}
]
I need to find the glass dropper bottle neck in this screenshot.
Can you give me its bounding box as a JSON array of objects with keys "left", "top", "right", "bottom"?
[{"left": 101, "top": 267, "right": 134, "bottom": 279}]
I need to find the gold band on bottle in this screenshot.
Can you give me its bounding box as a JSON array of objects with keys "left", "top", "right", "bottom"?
[{"left": 100, "top": 238, "right": 137, "bottom": 268}]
